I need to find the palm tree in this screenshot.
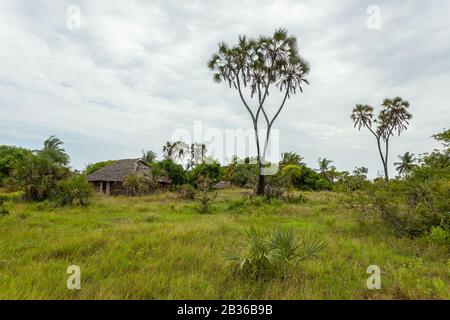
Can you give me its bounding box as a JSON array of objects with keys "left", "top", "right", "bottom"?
[
  {"left": 39, "top": 135, "right": 69, "bottom": 165},
  {"left": 351, "top": 97, "right": 412, "bottom": 181},
  {"left": 318, "top": 158, "right": 333, "bottom": 181},
  {"left": 163, "top": 141, "right": 182, "bottom": 160},
  {"left": 209, "top": 28, "right": 310, "bottom": 195},
  {"left": 141, "top": 150, "right": 157, "bottom": 164},
  {"left": 394, "top": 152, "right": 416, "bottom": 176}
]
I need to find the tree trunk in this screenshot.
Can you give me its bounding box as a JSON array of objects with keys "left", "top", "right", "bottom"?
[
  {"left": 384, "top": 140, "right": 390, "bottom": 181},
  {"left": 256, "top": 169, "right": 265, "bottom": 196},
  {"left": 376, "top": 137, "right": 389, "bottom": 181}
]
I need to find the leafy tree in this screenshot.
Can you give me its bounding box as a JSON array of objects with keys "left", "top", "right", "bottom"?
[
  {"left": 351, "top": 97, "right": 412, "bottom": 181},
  {"left": 394, "top": 152, "right": 417, "bottom": 177},
  {"left": 353, "top": 166, "right": 369, "bottom": 178},
  {"left": 293, "top": 166, "right": 321, "bottom": 190},
  {"left": 162, "top": 141, "right": 206, "bottom": 171},
  {"left": 333, "top": 167, "right": 369, "bottom": 192},
  {"left": 280, "top": 152, "right": 304, "bottom": 167},
  {"left": 0, "top": 146, "right": 32, "bottom": 184},
  {"left": 432, "top": 128, "right": 450, "bottom": 148},
  {"left": 223, "top": 162, "right": 258, "bottom": 187},
  {"left": 209, "top": 28, "right": 310, "bottom": 195},
  {"left": 187, "top": 162, "right": 222, "bottom": 184},
  {"left": 152, "top": 159, "right": 185, "bottom": 186}
]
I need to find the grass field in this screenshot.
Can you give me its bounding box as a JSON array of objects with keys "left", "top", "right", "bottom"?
[{"left": 0, "top": 189, "right": 448, "bottom": 299}]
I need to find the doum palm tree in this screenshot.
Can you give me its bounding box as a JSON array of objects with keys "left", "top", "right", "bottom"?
[
  {"left": 351, "top": 97, "right": 412, "bottom": 181},
  {"left": 209, "top": 28, "right": 310, "bottom": 195},
  {"left": 394, "top": 152, "right": 416, "bottom": 176}
]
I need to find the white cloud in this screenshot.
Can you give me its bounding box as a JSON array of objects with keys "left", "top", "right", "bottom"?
[{"left": 0, "top": 0, "right": 449, "bottom": 177}]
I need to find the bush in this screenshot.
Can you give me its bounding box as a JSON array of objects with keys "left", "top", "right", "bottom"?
[
  {"left": 152, "top": 159, "right": 185, "bottom": 186},
  {"left": 178, "top": 184, "right": 195, "bottom": 200},
  {"left": 224, "top": 163, "right": 257, "bottom": 188},
  {"left": 53, "top": 175, "right": 93, "bottom": 206},
  {"left": 315, "top": 178, "right": 331, "bottom": 191},
  {"left": 293, "top": 166, "right": 321, "bottom": 190},
  {"left": 224, "top": 226, "right": 327, "bottom": 279},
  {"left": 195, "top": 176, "right": 216, "bottom": 213},
  {"left": 422, "top": 226, "right": 450, "bottom": 247},
  {"left": 0, "top": 146, "right": 32, "bottom": 187},
  {"left": 333, "top": 168, "right": 370, "bottom": 192},
  {"left": 349, "top": 171, "right": 449, "bottom": 238},
  {"left": 123, "top": 174, "right": 149, "bottom": 196},
  {"left": 0, "top": 191, "right": 23, "bottom": 215},
  {"left": 187, "top": 162, "right": 223, "bottom": 184},
  {"left": 12, "top": 153, "right": 69, "bottom": 201}
]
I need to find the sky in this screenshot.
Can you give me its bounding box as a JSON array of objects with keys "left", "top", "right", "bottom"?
[{"left": 0, "top": 0, "right": 449, "bottom": 177}]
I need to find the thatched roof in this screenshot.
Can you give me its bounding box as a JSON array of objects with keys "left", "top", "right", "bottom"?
[{"left": 87, "top": 159, "right": 151, "bottom": 182}]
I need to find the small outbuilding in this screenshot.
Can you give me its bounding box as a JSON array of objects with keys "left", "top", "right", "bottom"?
[{"left": 87, "top": 159, "right": 151, "bottom": 196}]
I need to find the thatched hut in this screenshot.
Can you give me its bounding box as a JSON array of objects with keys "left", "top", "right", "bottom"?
[{"left": 87, "top": 159, "right": 151, "bottom": 196}]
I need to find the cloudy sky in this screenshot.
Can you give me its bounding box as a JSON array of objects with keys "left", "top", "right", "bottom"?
[{"left": 0, "top": 0, "right": 449, "bottom": 177}]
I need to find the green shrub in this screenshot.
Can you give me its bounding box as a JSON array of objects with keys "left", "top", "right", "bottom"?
[
  {"left": 187, "top": 162, "right": 223, "bottom": 184},
  {"left": 350, "top": 173, "right": 449, "bottom": 238},
  {"left": 178, "top": 184, "right": 195, "bottom": 200},
  {"left": 0, "top": 146, "right": 32, "bottom": 187},
  {"left": 195, "top": 176, "right": 216, "bottom": 213},
  {"left": 422, "top": 226, "right": 450, "bottom": 247},
  {"left": 12, "top": 153, "right": 69, "bottom": 201},
  {"left": 333, "top": 168, "right": 370, "bottom": 192},
  {"left": 223, "top": 163, "right": 258, "bottom": 188},
  {"left": 152, "top": 159, "right": 185, "bottom": 186},
  {"left": 0, "top": 191, "right": 23, "bottom": 216},
  {"left": 315, "top": 178, "right": 331, "bottom": 191},
  {"left": 53, "top": 175, "right": 93, "bottom": 206},
  {"left": 224, "top": 226, "right": 327, "bottom": 279},
  {"left": 123, "top": 174, "right": 150, "bottom": 196},
  {"left": 292, "top": 166, "right": 321, "bottom": 190}
]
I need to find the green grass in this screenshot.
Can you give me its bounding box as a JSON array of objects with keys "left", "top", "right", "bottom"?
[{"left": 0, "top": 189, "right": 448, "bottom": 299}]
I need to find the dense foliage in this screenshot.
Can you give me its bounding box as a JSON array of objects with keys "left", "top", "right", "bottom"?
[
  {"left": 53, "top": 175, "right": 93, "bottom": 206},
  {"left": 346, "top": 130, "right": 450, "bottom": 238},
  {"left": 0, "top": 146, "right": 32, "bottom": 186},
  {"left": 0, "top": 191, "right": 23, "bottom": 215}
]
